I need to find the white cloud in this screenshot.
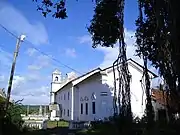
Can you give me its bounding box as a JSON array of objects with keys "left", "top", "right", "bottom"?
[
  {"left": 0, "top": 47, "right": 12, "bottom": 67},
  {"left": 12, "top": 86, "right": 50, "bottom": 105},
  {"left": 65, "top": 48, "right": 77, "bottom": 58},
  {"left": 12, "top": 75, "right": 26, "bottom": 90},
  {"left": 26, "top": 48, "right": 37, "bottom": 56},
  {"left": 13, "top": 95, "right": 49, "bottom": 105},
  {"left": 0, "top": 47, "right": 50, "bottom": 104},
  {"left": 0, "top": 1, "right": 49, "bottom": 45},
  {"left": 78, "top": 29, "right": 143, "bottom": 68},
  {"left": 9, "top": 74, "right": 50, "bottom": 104},
  {"left": 0, "top": 75, "right": 5, "bottom": 82},
  {"left": 78, "top": 29, "right": 161, "bottom": 87},
  {"left": 16, "top": 86, "right": 49, "bottom": 97},
  {"left": 78, "top": 35, "right": 92, "bottom": 44},
  {"left": 28, "top": 65, "right": 41, "bottom": 70},
  {"left": 28, "top": 54, "right": 51, "bottom": 71}
]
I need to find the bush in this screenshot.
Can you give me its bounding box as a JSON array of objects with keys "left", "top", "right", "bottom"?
[{"left": 0, "top": 100, "right": 25, "bottom": 135}]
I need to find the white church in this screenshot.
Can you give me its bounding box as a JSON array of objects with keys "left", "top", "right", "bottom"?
[{"left": 49, "top": 59, "right": 157, "bottom": 121}]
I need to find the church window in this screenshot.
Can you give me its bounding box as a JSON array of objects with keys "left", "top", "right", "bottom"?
[
  {"left": 64, "top": 109, "right": 65, "bottom": 116},
  {"left": 85, "top": 103, "right": 88, "bottom": 115},
  {"left": 64, "top": 94, "right": 66, "bottom": 100},
  {"left": 81, "top": 103, "right": 83, "bottom": 114},
  {"left": 67, "top": 109, "right": 70, "bottom": 116},
  {"left": 55, "top": 76, "right": 58, "bottom": 81},
  {"left": 92, "top": 102, "right": 96, "bottom": 114}
]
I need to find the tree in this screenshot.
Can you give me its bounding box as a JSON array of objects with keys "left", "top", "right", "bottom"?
[
  {"left": 33, "top": 0, "right": 67, "bottom": 19},
  {"left": 0, "top": 93, "right": 24, "bottom": 134},
  {"left": 135, "top": 0, "right": 180, "bottom": 119},
  {"left": 33, "top": 0, "right": 103, "bottom": 18},
  {"left": 135, "top": 1, "right": 154, "bottom": 133},
  {"left": 88, "top": 1, "right": 132, "bottom": 134}
]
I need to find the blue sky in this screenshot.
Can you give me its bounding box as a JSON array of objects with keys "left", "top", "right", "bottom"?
[{"left": 0, "top": 0, "right": 159, "bottom": 105}]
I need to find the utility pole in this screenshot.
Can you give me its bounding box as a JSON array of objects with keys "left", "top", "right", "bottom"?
[{"left": 4, "top": 35, "right": 26, "bottom": 112}]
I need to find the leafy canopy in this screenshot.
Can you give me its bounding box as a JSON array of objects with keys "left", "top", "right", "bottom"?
[
  {"left": 33, "top": 0, "right": 100, "bottom": 19},
  {"left": 88, "top": 0, "right": 120, "bottom": 48}
]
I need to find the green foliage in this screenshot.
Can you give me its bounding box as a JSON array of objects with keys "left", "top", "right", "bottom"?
[
  {"left": 6, "top": 101, "right": 24, "bottom": 128},
  {"left": 135, "top": 0, "right": 180, "bottom": 115},
  {"left": 33, "top": 0, "right": 68, "bottom": 19},
  {"left": 33, "top": 0, "right": 102, "bottom": 19},
  {"left": 88, "top": 0, "right": 120, "bottom": 48},
  {"left": 135, "top": 0, "right": 175, "bottom": 85},
  {"left": 0, "top": 100, "right": 25, "bottom": 135}
]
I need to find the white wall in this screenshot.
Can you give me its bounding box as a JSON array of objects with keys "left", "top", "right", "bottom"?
[
  {"left": 51, "top": 83, "right": 61, "bottom": 93},
  {"left": 55, "top": 84, "right": 72, "bottom": 121},
  {"left": 128, "top": 64, "right": 146, "bottom": 118},
  {"left": 53, "top": 62, "right": 155, "bottom": 121},
  {"left": 72, "top": 63, "right": 150, "bottom": 121},
  {"left": 103, "top": 63, "right": 150, "bottom": 118},
  {"left": 73, "top": 73, "right": 113, "bottom": 121}
]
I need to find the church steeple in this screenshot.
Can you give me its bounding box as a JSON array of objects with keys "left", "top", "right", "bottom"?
[
  {"left": 52, "top": 69, "right": 61, "bottom": 83},
  {"left": 50, "top": 69, "right": 62, "bottom": 104},
  {"left": 51, "top": 69, "right": 62, "bottom": 93},
  {"left": 50, "top": 69, "right": 61, "bottom": 120}
]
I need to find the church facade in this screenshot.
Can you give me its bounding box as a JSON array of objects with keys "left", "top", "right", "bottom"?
[{"left": 50, "top": 59, "right": 157, "bottom": 121}]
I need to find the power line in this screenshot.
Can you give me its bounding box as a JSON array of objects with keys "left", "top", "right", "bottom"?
[
  {"left": 0, "top": 23, "right": 18, "bottom": 39},
  {"left": 24, "top": 40, "right": 82, "bottom": 74},
  {"left": 0, "top": 23, "right": 82, "bottom": 74}
]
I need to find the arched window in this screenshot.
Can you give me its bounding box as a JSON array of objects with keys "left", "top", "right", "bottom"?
[{"left": 55, "top": 76, "right": 58, "bottom": 81}]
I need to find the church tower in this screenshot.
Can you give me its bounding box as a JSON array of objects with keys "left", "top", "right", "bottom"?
[
  {"left": 50, "top": 69, "right": 61, "bottom": 104},
  {"left": 50, "top": 69, "right": 61, "bottom": 120}
]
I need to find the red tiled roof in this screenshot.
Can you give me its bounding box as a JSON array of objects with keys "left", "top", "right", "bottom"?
[
  {"left": 151, "top": 89, "right": 169, "bottom": 106},
  {"left": 151, "top": 89, "right": 179, "bottom": 111}
]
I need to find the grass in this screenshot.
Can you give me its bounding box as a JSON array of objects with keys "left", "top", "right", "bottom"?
[
  {"left": 47, "top": 120, "right": 69, "bottom": 128},
  {"left": 76, "top": 122, "right": 118, "bottom": 135}
]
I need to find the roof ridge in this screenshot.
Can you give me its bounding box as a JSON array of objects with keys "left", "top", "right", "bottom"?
[{"left": 100, "top": 58, "right": 158, "bottom": 78}]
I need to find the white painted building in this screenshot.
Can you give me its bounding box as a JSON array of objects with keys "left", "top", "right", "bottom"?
[{"left": 50, "top": 59, "right": 157, "bottom": 121}]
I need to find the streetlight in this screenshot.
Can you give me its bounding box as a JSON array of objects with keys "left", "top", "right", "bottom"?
[
  {"left": 5, "top": 34, "right": 26, "bottom": 112},
  {"left": 20, "top": 35, "right": 26, "bottom": 41}
]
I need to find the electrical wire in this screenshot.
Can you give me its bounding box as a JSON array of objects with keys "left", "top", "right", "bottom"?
[
  {"left": 0, "top": 23, "right": 18, "bottom": 39},
  {"left": 24, "top": 40, "right": 82, "bottom": 74},
  {"left": 0, "top": 23, "right": 83, "bottom": 74}
]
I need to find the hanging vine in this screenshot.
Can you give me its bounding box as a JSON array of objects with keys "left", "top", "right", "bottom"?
[
  {"left": 88, "top": 0, "right": 132, "bottom": 125},
  {"left": 136, "top": 0, "right": 154, "bottom": 129},
  {"left": 116, "top": 0, "right": 132, "bottom": 121}
]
